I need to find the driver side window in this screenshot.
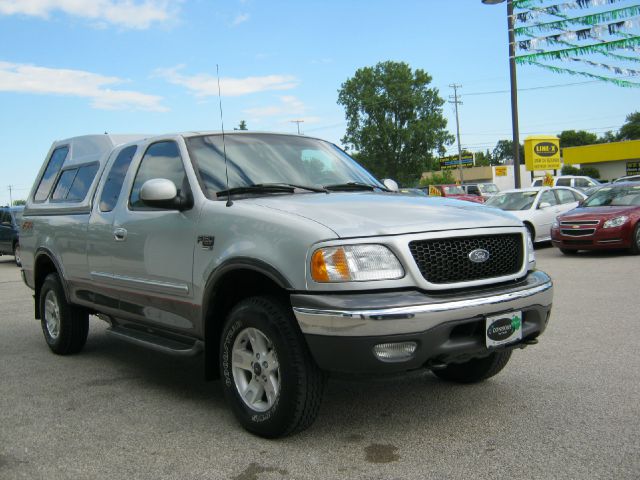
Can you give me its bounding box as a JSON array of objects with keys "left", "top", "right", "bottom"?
[{"left": 130, "top": 141, "right": 189, "bottom": 209}]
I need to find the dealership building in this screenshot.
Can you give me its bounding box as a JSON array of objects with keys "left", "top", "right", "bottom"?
[{"left": 562, "top": 139, "right": 640, "bottom": 182}]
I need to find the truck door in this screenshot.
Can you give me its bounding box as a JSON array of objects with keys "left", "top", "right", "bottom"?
[{"left": 108, "top": 140, "right": 199, "bottom": 333}]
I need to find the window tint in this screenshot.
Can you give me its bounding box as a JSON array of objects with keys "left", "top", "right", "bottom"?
[
  {"left": 572, "top": 190, "right": 584, "bottom": 201},
  {"left": 539, "top": 190, "right": 558, "bottom": 206},
  {"left": 130, "top": 142, "right": 187, "bottom": 209},
  {"left": 67, "top": 164, "right": 99, "bottom": 201},
  {"left": 555, "top": 188, "right": 576, "bottom": 204},
  {"left": 574, "top": 178, "right": 589, "bottom": 188},
  {"left": 34, "top": 146, "right": 69, "bottom": 201},
  {"left": 556, "top": 178, "right": 571, "bottom": 187},
  {"left": 50, "top": 164, "right": 99, "bottom": 202},
  {"left": 0, "top": 209, "right": 9, "bottom": 224},
  {"left": 532, "top": 179, "right": 542, "bottom": 187},
  {"left": 100, "top": 146, "right": 137, "bottom": 212},
  {"left": 51, "top": 169, "right": 78, "bottom": 201}
]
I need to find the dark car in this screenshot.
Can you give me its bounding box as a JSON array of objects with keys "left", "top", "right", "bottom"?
[
  {"left": 551, "top": 182, "right": 640, "bottom": 255},
  {"left": 0, "top": 206, "right": 24, "bottom": 266}
]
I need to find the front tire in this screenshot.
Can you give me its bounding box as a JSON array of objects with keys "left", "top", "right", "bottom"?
[
  {"left": 13, "top": 243, "right": 21, "bottom": 267},
  {"left": 39, "top": 273, "right": 89, "bottom": 355},
  {"left": 630, "top": 223, "right": 640, "bottom": 255},
  {"left": 432, "top": 350, "right": 512, "bottom": 383},
  {"left": 220, "top": 296, "right": 325, "bottom": 438}
]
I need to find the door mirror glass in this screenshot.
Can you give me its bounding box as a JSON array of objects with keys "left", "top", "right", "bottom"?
[{"left": 382, "top": 178, "right": 399, "bottom": 192}]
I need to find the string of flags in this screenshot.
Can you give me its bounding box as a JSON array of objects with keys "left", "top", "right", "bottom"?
[{"left": 513, "top": 0, "right": 640, "bottom": 86}]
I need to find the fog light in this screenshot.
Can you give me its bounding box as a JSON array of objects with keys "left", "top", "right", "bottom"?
[{"left": 373, "top": 342, "right": 417, "bottom": 362}]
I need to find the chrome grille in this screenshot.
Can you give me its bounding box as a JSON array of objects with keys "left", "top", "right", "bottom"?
[
  {"left": 560, "top": 220, "right": 599, "bottom": 226},
  {"left": 409, "top": 234, "right": 524, "bottom": 284}
]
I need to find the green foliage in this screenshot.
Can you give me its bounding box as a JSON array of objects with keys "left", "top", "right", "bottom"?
[
  {"left": 618, "top": 111, "right": 640, "bottom": 140},
  {"left": 559, "top": 130, "right": 597, "bottom": 148},
  {"left": 237, "top": 120, "right": 248, "bottom": 131},
  {"left": 12, "top": 199, "right": 26, "bottom": 206},
  {"left": 337, "top": 61, "right": 453, "bottom": 185},
  {"left": 561, "top": 165, "right": 600, "bottom": 179},
  {"left": 474, "top": 149, "right": 493, "bottom": 167},
  {"left": 492, "top": 140, "right": 524, "bottom": 164},
  {"left": 597, "top": 131, "right": 617, "bottom": 143},
  {"left": 419, "top": 170, "right": 455, "bottom": 186},
  {"left": 561, "top": 165, "right": 579, "bottom": 175}
]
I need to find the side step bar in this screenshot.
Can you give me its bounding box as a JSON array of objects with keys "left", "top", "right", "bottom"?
[{"left": 106, "top": 325, "right": 204, "bottom": 357}]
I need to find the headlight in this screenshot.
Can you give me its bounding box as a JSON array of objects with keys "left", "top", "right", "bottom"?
[
  {"left": 552, "top": 220, "right": 559, "bottom": 229},
  {"left": 603, "top": 216, "right": 628, "bottom": 229},
  {"left": 311, "top": 245, "right": 404, "bottom": 282},
  {"left": 526, "top": 230, "right": 536, "bottom": 269}
]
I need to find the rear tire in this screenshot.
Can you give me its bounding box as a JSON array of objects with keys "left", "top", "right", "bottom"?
[
  {"left": 13, "top": 243, "right": 21, "bottom": 267},
  {"left": 559, "top": 248, "right": 578, "bottom": 255},
  {"left": 432, "top": 350, "right": 512, "bottom": 384},
  {"left": 220, "top": 296, "right": 325, "bottom": 438},
  {"left": 39, "top": 273, "right": 89, "bottom": 355}
]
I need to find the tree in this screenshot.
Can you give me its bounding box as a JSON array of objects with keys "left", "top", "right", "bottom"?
[
  {"left": 12, "top": 199, "right": 26, "bottom": 206},
  {"left": 558, "top": 130, "right": 597, "bottom": 148},
  {"left": 597, "top": 131, "right": 617, "bottom": 144},
  {"left": 492, "top": 140, "right": 524, "bottom": 165},
  {"left": 337, "top": 61, "right": 453, "bottom": 185},
  {"left": 237, "top": 120, "right": 248, "bottom": 131},
  {"left": 618, "top": 111, "right": 640, "bottom": 140},
  {"left": 419, "top": 170, "right": 455, "bottom": 186},
  {"left": 474, "top": 149, "right": 493, "bottom": 167},
  {"left": 561, "top": 165, "right": 579, "bottom": 175}
]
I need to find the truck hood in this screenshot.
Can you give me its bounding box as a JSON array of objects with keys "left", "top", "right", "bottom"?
[{"left": 247, "top": 192, "right": 522, "bottom": 238}]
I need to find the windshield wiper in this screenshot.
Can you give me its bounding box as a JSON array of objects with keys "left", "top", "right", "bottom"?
[
  {"left": 323, "top": 182, "right": 379, "bottom": 192},
  {"left": 216, "top": 183, "right": 327, "bottom": 197}
]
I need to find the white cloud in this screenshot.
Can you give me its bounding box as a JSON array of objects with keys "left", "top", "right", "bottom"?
[
  {"left": 0, "top": 0, "right": 176, "bottom": 29},
  {"left": 0, "top": 61, "right": 167, "bottom": 111},
  {"left": 156, "top": 65, "right": 299, "bottom": 97},
  {"left": 244, "top": 95, "right": 306, "bottom": 118},
  {"left": 230, "top": 12, "right": 249, "bottom": 27}
]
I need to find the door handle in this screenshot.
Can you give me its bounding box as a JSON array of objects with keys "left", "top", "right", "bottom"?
[{"left": 113, "top": 228, "right": 127, "bottom": 241}]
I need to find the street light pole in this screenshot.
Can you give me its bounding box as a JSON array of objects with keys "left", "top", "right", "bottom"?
[{"left": 482, "top": 0, "right": 521, "bottom": 188}]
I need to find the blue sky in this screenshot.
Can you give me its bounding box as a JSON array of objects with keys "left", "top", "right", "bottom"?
[{"left": 1, "top": 0, "right": 638, "bottom": 204}]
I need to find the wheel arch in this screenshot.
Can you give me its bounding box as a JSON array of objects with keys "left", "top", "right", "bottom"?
[
  {"left": 523, "top": 221, "right": 536, "bottom": 241},
  {"left": 202, "top": 258, "right": 293, "bottom": 380},
  {"left": 33, "top": 249, "right": 68, "bottom": 319}
]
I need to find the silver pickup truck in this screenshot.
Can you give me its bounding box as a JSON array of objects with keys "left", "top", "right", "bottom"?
[{"left": 20, "top": 132, "right": 553, "bottom": 438}]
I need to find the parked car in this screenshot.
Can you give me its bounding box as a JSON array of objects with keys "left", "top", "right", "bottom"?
[
  {"left": 551, "top": 182, "right": 640, "bottom": 254},
  {"left": 421, "top": 184, "right": 485, "bottom": 203},
  {"left": 531, "top": 175, "right": 601, "bottom": 192},
  {"left": 0, "top": 206, "right": 24, "bottom": 266},
  {"left": 20, "top": 132, "right": 552, "bottom": 438},
  {"left": 462, "top": 183, "right": 500, "bottom": 199},
  {"left": 613, "top": 175, "right": 640, "bottom": 183},
  {"left": 485, "top": 187, "right": 586, "bottom": 243},
  {"left": 398, "top": 188, "right": 427, "bottom": 196}
]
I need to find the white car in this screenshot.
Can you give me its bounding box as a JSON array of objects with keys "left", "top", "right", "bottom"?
[
  {"left": 531, "top": 175, "right": 601, "bottom": 191},
  {"left": 485, "top": 186, "right": 587, "bottom": 243}
]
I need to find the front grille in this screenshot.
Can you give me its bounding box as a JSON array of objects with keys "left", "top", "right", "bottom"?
[
  {"left": 409, "top": 234, "right": 523, "bottom": 284},
  {"left": 561, "top": 228, "right": 596, "bottom": 236},
  {"left": 560, "top": 220, "right": 599, "bottom": 226}
]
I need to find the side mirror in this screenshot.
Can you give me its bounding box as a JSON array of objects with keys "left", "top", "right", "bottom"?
[
  {"left": 140, "top": 178, "right": 192, "bottom": 211},
  {"left": 538, "top": 202, "right": 551, "bottom": 209},
  {"left": 382, "top": 178, "right": 399, "bottom": 192}
]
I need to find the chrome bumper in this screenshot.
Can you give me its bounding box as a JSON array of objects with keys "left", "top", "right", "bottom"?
[{"left": 292, "top": 271, "right": 553, "bottom": 337}]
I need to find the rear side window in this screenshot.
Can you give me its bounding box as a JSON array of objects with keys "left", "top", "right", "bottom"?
[
  {"left": 34, "top": 146, "right": 69, "bottom": 202},
  {"left": 129, "top": 141, "right": 188, "bottom": 209},
  {"left": 574, "top": 178, "right": 590, "bottom": 188},
  {"left": 100, "top": 146, "right": 137, "bottom": 212},
  {"left": 539, "top": 190, "right": 558, "bottom": 206},
  {"left": 556, "top": 178, "right": 571, "bottom": 187},
  {"left": 51, "top": 163, "right": 99, "bottom": 202}
]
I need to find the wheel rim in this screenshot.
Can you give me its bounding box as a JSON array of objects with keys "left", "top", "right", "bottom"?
[
  {"left": 636, "top": 226, "right": 640, "bottom": 249},
  {"left": 44, "top": 290, "right": 61, "bottom": 339},
  {"left": 14, "top": 245, "right": 21, "bottom": 265},
  {"left": 231, "top": 327, "right": 280, "bottom": 412}
]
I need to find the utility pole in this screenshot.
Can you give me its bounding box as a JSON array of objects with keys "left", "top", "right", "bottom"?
[
  {"left": 8, "top": 185, "right": 13, "bottom": 207},
  {"left": 290, "top": 119, "right": 304, "bottom": 135},
  {"left": 449, "top": 84, "right": 464, "bottom": 184}
]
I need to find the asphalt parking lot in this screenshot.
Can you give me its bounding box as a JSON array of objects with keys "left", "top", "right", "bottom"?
[{"left": 1, "top": 246, "right": 638, "bottom": 480}]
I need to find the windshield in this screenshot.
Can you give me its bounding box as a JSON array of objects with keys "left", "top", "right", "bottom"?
[
  {"left": 479, "top": 184, "right": 499, "bottom": 193},
  {"left": 485, "top": 191, "right": 538, "bottom": 211},
  {"left": 185, "top": 133, "right": 383, "bottom": 198},
  {"left": 582, "top": 185, "right": 640, "bottom": 207}
]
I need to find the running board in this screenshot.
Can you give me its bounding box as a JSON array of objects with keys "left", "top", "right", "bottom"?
[{"left": 106, "top": 326, "right": 203, "bottom": 357}]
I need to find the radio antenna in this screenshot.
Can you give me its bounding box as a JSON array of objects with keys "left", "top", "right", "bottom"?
[{"left": 216, "top": 64, "right": 233, "bottom": 207}]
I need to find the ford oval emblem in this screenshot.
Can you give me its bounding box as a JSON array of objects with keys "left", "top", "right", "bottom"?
[{"left": 469, "top": 248, "right": 490, "bottom": 263}]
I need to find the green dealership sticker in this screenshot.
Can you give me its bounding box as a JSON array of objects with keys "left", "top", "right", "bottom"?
[{"left": 511, "top": 315, "right": 522, "bottom": 331}]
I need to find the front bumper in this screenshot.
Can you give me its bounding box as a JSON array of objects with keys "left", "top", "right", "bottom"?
[{"left": 291, "top": 271, "right": 553, "bottom": 374}]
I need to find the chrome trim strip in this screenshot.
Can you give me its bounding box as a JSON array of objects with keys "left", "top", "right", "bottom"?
[
  {"left": 90, "top": 271, "right": 189, "bottom": 295},
  {"left": 560, "top": 220, "right": 599, "bottom": 226},
  {"left": 293, "top": 280, "right": 553, "bottom": 337}
]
